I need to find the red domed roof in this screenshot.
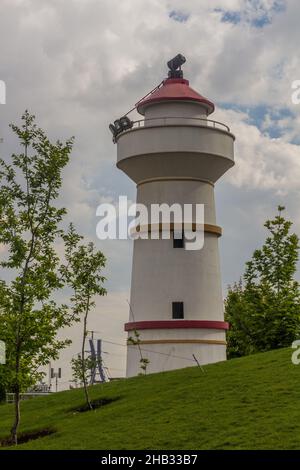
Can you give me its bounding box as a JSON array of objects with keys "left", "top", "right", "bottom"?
[{"left": 136, "top": 78, "right": 215, "bottom": 115}]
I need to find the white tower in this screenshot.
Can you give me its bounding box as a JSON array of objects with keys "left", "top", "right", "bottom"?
[{"left": 112, "top": 56, "right": 235, "bottom": 376}]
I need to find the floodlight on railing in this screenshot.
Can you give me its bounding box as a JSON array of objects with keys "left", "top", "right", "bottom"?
[{"left": 109, "top": 116, "right": 133, "bottom": 141}]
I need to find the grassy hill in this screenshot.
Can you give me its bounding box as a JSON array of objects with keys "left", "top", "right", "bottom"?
[{"left": 0, "top": 347, "right": 300, "bottom": 450}]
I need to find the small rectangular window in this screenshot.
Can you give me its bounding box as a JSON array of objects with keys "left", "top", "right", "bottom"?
[
  {"left": 173, "top": 231, "right": 184, "bottom": 248},
  {"left": 172, "top": 302, "right": 184, "bottom": 319}
]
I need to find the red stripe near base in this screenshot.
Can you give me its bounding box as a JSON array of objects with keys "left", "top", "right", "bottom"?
[{"left": 124, "top": 320, "right": 229, "bottom": 331}]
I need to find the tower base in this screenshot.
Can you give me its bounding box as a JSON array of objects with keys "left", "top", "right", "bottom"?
[{"left": 126, "top": 326, "right": 227, "bottom": 377}]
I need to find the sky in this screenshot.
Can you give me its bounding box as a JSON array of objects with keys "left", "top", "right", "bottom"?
[{"left": 1, "top": 0, "right": 300, "bottom": 384}]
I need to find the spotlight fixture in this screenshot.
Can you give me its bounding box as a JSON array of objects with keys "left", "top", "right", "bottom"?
[
  {"left": 167, "top": 53, "right": 186, "bottom": 79},
  {"left": 109, "top": 116, "right": 133, "bottom": 141}
]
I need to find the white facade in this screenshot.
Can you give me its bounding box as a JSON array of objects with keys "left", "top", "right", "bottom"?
[{"left": 115, "top": 77, "right": 235, "bottom": 376}]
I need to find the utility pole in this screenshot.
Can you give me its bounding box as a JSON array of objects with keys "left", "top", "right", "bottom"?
[
  {"left": 51, "top": 367, "right": 62, "bottom": 392},
  {"left": 89, "top": 337, "right": 106, "bottom": 384}
]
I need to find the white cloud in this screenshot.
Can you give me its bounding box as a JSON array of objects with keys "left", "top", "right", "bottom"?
[{"left": 214, "top": 107, "right": 300, "bottom": 193}]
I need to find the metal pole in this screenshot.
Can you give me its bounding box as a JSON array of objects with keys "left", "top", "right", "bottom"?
[
  {"left": 192, "top": 354, "right": 205, "bottom": 373},
  {"left": 48, "top": 362, "right": 51, "bottom": 390}
]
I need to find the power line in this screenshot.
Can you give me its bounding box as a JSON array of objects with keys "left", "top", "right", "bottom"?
[
  {"left": 102, "top": 339, "right": 195, "bottom": 363},
  {"left": 103, "top": 351, "right": 124, "bottom": 358},
  {"left": 102, "top": 339, "right": 127, "bottom": 347},
  {"left": 104, "top": 366, "right": 124, "bottom": 372},
  {"left": 54, "top": 338, "right": 199, "bottom": 383}
]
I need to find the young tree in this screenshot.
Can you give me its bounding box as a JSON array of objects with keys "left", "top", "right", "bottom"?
[
  {"left": 225, "top": 206, "right": 300, "bottom": 358},
  {"left": 61, "top": 225, "right": 106, "bottom": 410},
  {"left": 0, "top": 111, "right": 76, "bottom": 444},
  {"left": 70, "top": 354, "right": 97, "bottom": 388},
  {"left": 127, "top": 329, "right": 150, "bottom": 375},
  {"left": 126, "top": 301, "right": 150, "bottom": 375}
]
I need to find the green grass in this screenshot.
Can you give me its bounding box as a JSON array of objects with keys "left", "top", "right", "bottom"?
[{"left": 0, "top": 347, "right": 300, "bottom": 450}]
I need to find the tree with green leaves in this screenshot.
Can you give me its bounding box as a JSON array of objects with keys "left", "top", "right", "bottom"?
[
  {"left": 225, "top": 206, "right": 300, "bottom": 358},
  {"left": 71, "top": 354, "right": 97, "bottom": 388},
  {"left": 126, "top": 301, "right": 150, "bottom": 375},
  {"left": 61, "top": 225, "right": 106, "bottom": 410},
  {"left": 0, "top": 111, "right": 77, "bottom": 444},
  {"left": 127, "top": 329, "right": 150, "bottom": 375}
]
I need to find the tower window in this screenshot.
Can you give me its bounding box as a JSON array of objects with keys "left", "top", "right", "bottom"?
[
  {"left": 172, "top": 301, "right": 184, "bottom": 319},
  {"left": 173, "top": 231, "right": 184, "bottom": 248}
]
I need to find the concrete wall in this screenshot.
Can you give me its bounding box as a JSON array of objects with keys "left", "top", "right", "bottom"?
[
  {"left": 126, "top": 341, "right": 226, "bottom": 376},
  {"left": 117, "top": 125, "right": 234, "bottom": 183},
  {"left": 144, "top": 101, "right": 209, "bottom": 127},
  {"left": 137, "top": 179, "right": 217, "bottom": 223},
  {"left": 129, "top": 180, "right": 222, "bottom": 319},
  {"left": 129, "top": 232, "right": 223, "bottom": 322},
  {"left": 126, "top": 179, "right": 226, "bottom": 376}
]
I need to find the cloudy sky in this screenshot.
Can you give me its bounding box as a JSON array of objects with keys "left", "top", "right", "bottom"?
[{"left": 1, "top": 0, "right": 300, "bottom": 382}]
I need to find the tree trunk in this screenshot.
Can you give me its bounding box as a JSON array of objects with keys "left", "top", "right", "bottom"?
[
  {"left": 81, "top": 307, "right": 92, "bottom": 410},
  {"left": 11, "top": 387, "right": 20, "bottom": 445}
]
